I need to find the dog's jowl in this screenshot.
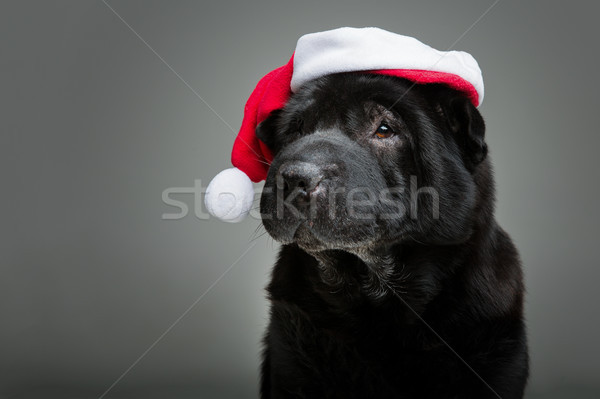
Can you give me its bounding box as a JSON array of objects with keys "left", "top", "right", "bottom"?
[{"left": 206, "top": 27, "right": 528, "bottom": 399}]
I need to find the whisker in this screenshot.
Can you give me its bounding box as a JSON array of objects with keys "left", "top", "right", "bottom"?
[
  {"left": 250, "top": 229, "right": 271, "bottom": 242},
  {"left": 249, "top": 222, "right": 270, "bottom": 242},
  {"left": 236, "top": 135, "right": 272, "bottom": 167}
]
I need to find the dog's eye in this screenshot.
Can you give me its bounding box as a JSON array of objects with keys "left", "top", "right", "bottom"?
[{"left": 375, "top": 123, "right": 394, "bottom": 139}]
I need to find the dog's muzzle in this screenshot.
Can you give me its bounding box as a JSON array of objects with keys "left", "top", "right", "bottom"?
[{"left": 260, "top": 130, "right": 387, "bottom": 250}]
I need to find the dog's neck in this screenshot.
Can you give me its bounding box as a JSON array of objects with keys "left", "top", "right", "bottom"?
[
  {"left": 309, "top": 245, "right": 404, "bottom": 303},
  {"left": 304, "top": 217, "right": 499, "bottom": 314}
]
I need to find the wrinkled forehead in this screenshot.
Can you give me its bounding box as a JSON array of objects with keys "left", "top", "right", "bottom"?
[{"left": 282, "top": 75, "right": 414, "bottom": 133}]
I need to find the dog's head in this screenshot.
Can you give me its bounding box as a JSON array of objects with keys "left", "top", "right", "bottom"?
[{"left": 258, "top": 73, "right": 492, "bottom": 252}]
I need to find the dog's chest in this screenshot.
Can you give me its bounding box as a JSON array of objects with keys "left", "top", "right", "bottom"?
[{"left": 267, "top": 296, "right": 458, "bottom": 397}]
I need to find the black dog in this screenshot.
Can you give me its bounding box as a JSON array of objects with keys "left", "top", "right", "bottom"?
[{"left": 257, "top": 73, "right": 528, "bottom": 398}]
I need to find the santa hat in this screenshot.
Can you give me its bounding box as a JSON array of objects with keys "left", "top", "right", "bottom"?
[{"left": 205, "top": 27, "right": 484, "bottom": 222}]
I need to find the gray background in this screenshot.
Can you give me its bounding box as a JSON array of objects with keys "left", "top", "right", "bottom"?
[{"left": 1, "top": 0, "right": 599, "bottom": 398}]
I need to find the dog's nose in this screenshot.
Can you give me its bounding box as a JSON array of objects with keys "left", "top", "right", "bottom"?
[{"left": 277, "top": 162, "right": 323, "bottom": 204}]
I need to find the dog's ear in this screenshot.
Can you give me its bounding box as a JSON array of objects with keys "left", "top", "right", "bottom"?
[
  {"left": 255, "top": 109, "right": 282, "bottom": 151},
  {"left": 440, "top": 95, "right": 487, "bottom": 170}
]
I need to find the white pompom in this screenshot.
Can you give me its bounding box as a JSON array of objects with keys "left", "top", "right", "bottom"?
[{"left": 205, "top": 168, "right": 255, "bottom": 223}]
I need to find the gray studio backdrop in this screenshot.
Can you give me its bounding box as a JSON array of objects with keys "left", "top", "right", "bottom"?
[{"left": 2, "top": 1, "right": 599, "bottom": 398}]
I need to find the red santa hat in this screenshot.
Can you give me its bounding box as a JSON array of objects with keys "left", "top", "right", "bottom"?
[{"left": 205, "top": 27, "right": 484, "bottom": 222}]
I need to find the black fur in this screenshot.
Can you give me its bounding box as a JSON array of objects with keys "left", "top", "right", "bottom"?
[{"left": 257, "top": 73, "right": 528, "bottom": 398}]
